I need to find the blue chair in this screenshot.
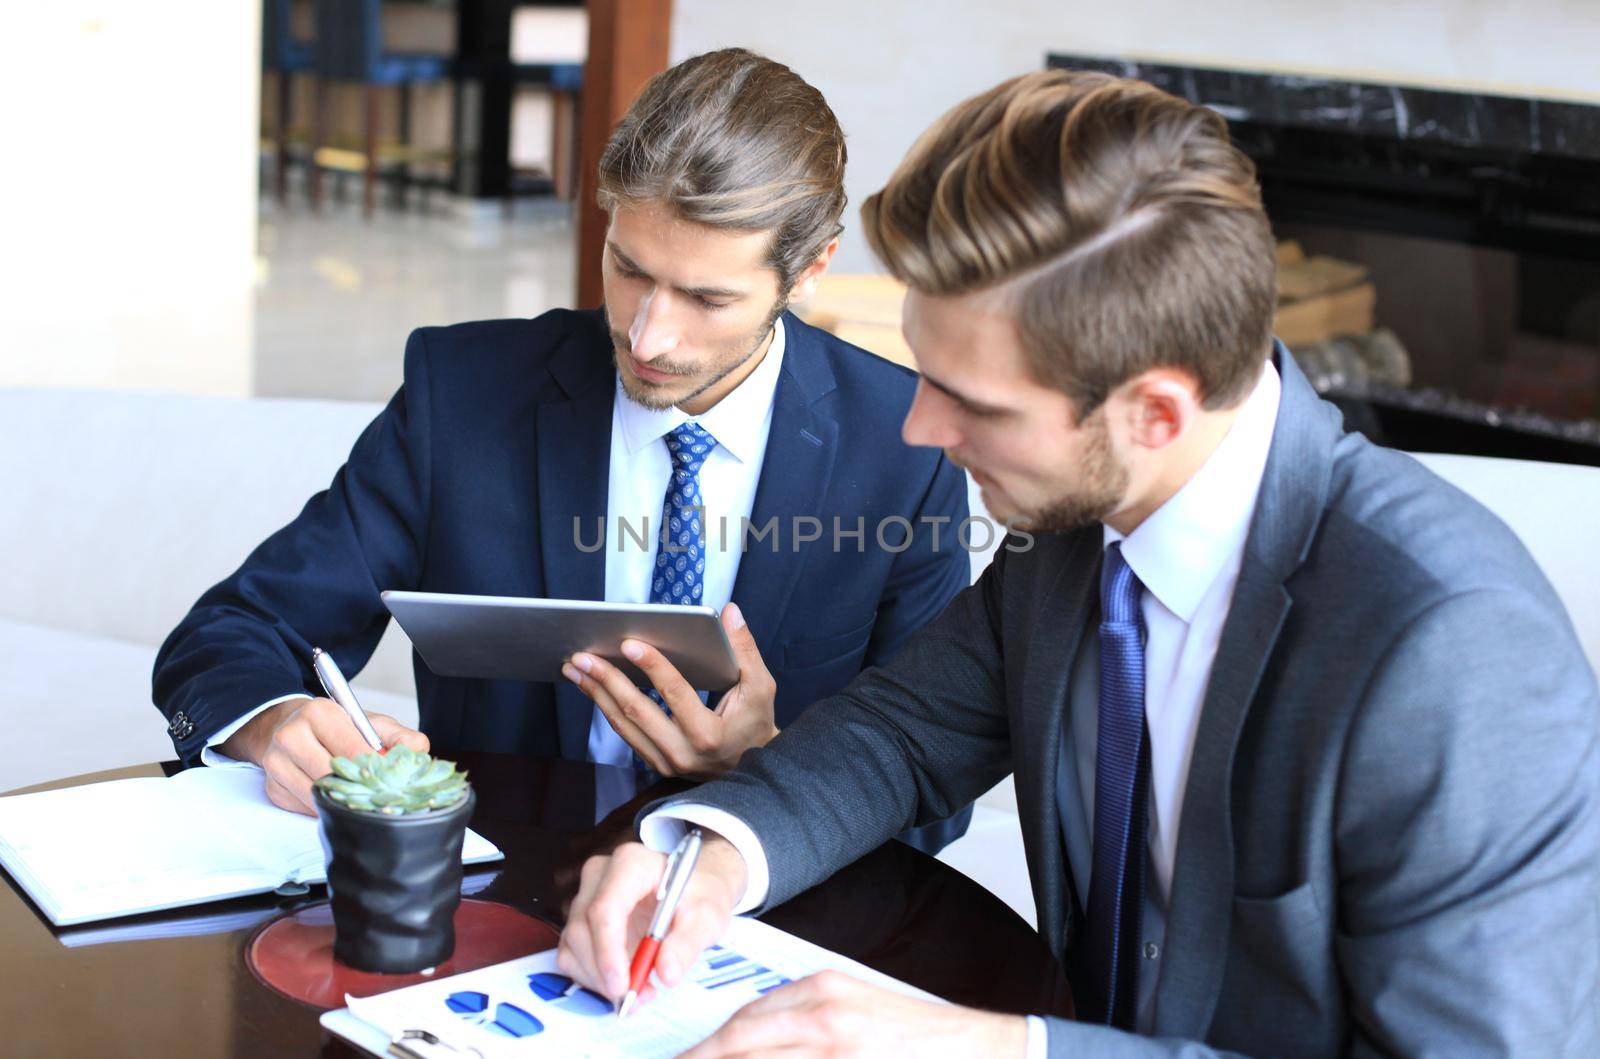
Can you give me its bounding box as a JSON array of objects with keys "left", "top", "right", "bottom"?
[
  {"left": 311, "top": 0, "right": 453, "bottom": 218},
  {"left": 262, "top": 0, "right": 316, "bottom": 205}
]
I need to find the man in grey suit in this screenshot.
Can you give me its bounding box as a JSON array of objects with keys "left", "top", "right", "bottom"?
[{"left": 554, "top": 70, "right": 1600, "bottom": 1055}]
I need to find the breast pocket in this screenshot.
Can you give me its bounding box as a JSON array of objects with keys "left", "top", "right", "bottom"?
[
  {"left": 1231, "top": 880, "right": 1329, "bottom": 1018},
  {"left": 1234, "top": 880, "right": 1323, "bottom": 931},
  {"left": 782, "top": 614, "right": 875, "bottom": 670}
]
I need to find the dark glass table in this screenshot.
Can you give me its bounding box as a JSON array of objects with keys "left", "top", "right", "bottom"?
[{"left": 1, "top": 752, "right": 1071, "bottom": 1056}]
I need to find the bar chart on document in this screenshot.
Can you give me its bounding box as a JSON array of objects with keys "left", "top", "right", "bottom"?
[{"left": 340, "top": 916, "right": 940, "bottom": 1057}]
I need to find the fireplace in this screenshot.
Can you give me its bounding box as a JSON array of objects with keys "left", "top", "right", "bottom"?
[{"left": 1046, "top": 54, "right": 1600, "bottom": 466}]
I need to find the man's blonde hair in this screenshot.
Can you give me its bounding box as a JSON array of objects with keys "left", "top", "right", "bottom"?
[
  {"left": 862, "top": 70, "right": 1276, "bottom": 414},
  {"left": 598, "top": 48, "right": 847, "bottom": 293}
]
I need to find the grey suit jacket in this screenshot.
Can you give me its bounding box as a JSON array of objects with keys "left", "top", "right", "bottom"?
[{"left": 660, "top": 349, "right": 1600, "bottom": 1056}]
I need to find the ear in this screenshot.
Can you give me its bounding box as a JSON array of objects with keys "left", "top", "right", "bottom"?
[
  {"left": 782, "top": 238, "right": 840, "bottom": 307},
  {"left": 1119, "top": 369, "right": 1201, "bottom": 451}
]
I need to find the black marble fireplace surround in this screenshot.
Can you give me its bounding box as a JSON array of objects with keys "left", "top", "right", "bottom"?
[{"left": 1046, "top": 54, "right": 1600, "bottom": 466}]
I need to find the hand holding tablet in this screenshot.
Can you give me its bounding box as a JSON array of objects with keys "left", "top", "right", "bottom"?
[{"left": 380, "top": 591, "right": 742, "bottom": 690}]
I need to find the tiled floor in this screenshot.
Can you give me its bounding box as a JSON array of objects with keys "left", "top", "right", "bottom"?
[{"left": 253, "top": 195, "right": 577, "bottom": 402}]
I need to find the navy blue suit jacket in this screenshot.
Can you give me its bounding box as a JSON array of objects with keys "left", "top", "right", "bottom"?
[{"left": 153, "top": 309, "right": 974, "bottom": 848}]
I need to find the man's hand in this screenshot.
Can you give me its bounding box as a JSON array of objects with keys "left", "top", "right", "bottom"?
[
  {"left": 218, "top": 696, "right": 429, "bottom": 815},
  {"left": 558, "top": 836, "right": 748, "bottom": 1005},
  {"left": 682, "top": 971, "right": 1028, "bottom": 1059},
  {"left": 562, "top": 603, "right": 778, "bottom": 778}
]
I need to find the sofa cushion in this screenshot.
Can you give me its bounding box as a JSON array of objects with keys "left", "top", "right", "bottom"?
[
  {"left": 0, "top": 388, "right": 415, "bottom": 696},
  {"left": 1411, "top": 452, "right": 1600, "bottom": 675},
  {"left": 0, "top": 617, "right": 418, "bottom": 792}
]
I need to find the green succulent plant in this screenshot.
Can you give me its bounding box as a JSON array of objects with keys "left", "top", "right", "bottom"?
[{"left": 314, "top": 745, "right": 470, "bottom": 815}]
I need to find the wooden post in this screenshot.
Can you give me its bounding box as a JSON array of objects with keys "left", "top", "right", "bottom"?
[
  {"left": 553, "top": 89, "right": 577, "bottom": 201},
  {"left": 575, "top": 0, "right": 672, "bottom": 309}
]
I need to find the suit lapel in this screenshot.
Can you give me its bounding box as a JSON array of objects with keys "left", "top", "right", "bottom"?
[
  {"left": 729, "top": 314, "right": 838, "bottom": 664},
  {"left": 1017, "top": 531, "right": 1102, "bottom": 956},
  {"left": 535, "top": 314, "right": 616, "bottom": 761},
  {"left": 1152, "top": 346, "right": 1341, "bottom": 1036}
]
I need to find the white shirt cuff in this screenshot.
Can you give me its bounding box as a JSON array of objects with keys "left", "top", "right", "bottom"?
[
  {"left": 198, "top": 693, "right": 308, "bottom": 768},
  {"left": 638, "top": 803, "right": 770, "bottom": 914},
  {"left": 1024, "top": 1015, "right": 1047, "bottom": 1059}
]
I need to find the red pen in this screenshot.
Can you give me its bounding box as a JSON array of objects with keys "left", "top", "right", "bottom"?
[{"left": 618, "top": 827, "right": 704, "bottom": 1018}]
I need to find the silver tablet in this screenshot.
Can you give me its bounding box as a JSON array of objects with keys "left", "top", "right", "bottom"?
[{"left": 380, "top": 591, "right": 741, "bottom": 690}]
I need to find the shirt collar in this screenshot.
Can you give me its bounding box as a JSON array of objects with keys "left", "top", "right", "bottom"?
[
  {"left": 615, "top": 316, "right": 786, "bottom": 464},
  {"left": 1103, "top": 360, "right": 1282, "bottom": 623}
]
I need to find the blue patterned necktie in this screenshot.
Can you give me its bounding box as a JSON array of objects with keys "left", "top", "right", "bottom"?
[
  {"left": 1084, "top": 542, "right": 1151, "bottom": 1030},
  {"left": 642, "top": 422, "right": 718, "bottom": 723},
  {"left": 651, "top": 421, "right": 716, "bottom": 607}
]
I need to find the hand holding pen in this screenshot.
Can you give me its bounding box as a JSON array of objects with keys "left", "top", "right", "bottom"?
[
  {"left": 620, "top": 827, "right": 703, "bottom": 1017},
  {"left": 312, "top": 647, "right": 386, "bottom": 752},
  {"left": 556, "top": 832, "right": 750, "bottom": 1012},
  {"left": 215, "top": 647, "right": 431, "bottom": 816}
]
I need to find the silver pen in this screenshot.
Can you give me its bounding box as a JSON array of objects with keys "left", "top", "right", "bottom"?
[
  {"left": 618, "top": 827, "right": 704, "bottom": 1019},
  {"left": 312, "top": 647, "right": 385, "bottom": 751}
]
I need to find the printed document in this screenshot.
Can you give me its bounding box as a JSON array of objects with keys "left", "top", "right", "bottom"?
[{"left": 328, "top": 916, "right": 939, "bottom": 1057}]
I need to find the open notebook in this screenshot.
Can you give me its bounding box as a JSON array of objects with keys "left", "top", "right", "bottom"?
[{"left": 0, "top": 766, "right": 502, "bottom": 927}]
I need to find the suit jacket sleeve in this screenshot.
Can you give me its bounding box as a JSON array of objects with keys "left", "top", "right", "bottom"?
[
  {"left": 861, "top": 451, "right": 976, "bottom": 853},
  {"left": 1034, "top": 583, "right": 1600, "bottom": 1058},
  {"left": 860, "top": 450, "right": 971, "bottom": 669},
  {"left": 151, "top": 328, "right": 438, "bottom": 763},
  {"left": 1328, "top": 584, "right": 1600, "bottom": 1057},
  {"left": 658, "top": 538, "right": 1019, "bottom": 910}
]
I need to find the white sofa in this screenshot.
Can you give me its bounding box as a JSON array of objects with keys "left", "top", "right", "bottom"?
[
  {"left": 4, "top": 387, "right": 1597, "bottom": 929},
  {"left": 0, "top": 389, "right": 417, "bottom": 793}
]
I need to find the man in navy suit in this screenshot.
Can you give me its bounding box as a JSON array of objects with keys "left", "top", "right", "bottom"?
[{"left": 151, "top": 49, "right": 973, "bottom": 851}]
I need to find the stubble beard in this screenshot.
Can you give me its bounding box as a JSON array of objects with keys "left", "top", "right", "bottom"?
[
  {"left": 608, "top": 297, "right": 787, "bottom": 412},
  {"left": 1011, "top": 409, "right": 1129, "bottom": 534}
]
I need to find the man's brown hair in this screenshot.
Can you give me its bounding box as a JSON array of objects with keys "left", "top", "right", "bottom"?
[
  {"left": 598, "top": 48, "right": 847, "bottom": 294},
  {"left": 862, "top": 70, "right": 1276, "bottom": 415}
]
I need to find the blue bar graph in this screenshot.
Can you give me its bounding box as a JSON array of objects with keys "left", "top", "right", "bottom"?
[{"left": 692, "top": 945, "right": 790, "bottom": 994}]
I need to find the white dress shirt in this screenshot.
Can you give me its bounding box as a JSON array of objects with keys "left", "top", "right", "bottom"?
[
  {"left": 204, "top": 319, "right": 788, "bottom": 768},
  {"left": 644, "top": 360, "right": 1283, "bottom": 1050}
]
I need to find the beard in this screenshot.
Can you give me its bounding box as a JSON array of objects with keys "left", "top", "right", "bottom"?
[
  {"left": 1009, "top": 408, "right": 1129, "bottom": 534},
  {"left": 606, "top": 297, "right": 787, "bottom": 411},
  {"left": 612, "top": 345, "right": 703, "bottom": 410}
]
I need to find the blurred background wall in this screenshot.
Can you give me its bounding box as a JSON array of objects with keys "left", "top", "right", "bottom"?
[
  {"left": 1, "top": 2, "right": 261, "bottom": 395},
  {"left": 672, "top": 0, "right": 1600, "bottom": 273},
  {"left": 5, "top": 2, "right": 1598, "bottom": 392}
]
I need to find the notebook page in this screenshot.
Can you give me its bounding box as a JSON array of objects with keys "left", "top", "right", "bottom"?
[
  {"left": 0, "top": 777, "right": 282, "bottom": 926},
  {"left": 168, "top": 766, "right": 504, "bottom": 886},
  {"left": 167, "top": 766, "right": 329, "bottom": 880},
  {"left": 0, "top": 766, "right": 505, "bottom": 927}
]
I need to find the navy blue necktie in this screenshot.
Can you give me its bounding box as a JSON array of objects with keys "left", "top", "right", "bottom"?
[{"left": 1084, "top": 542, "right": 1151, "bottom": 1029}]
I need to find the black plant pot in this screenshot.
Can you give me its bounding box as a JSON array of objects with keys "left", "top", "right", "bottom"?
[{"left": 313, "top": 786, "right": 476, "bottom": 973}]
